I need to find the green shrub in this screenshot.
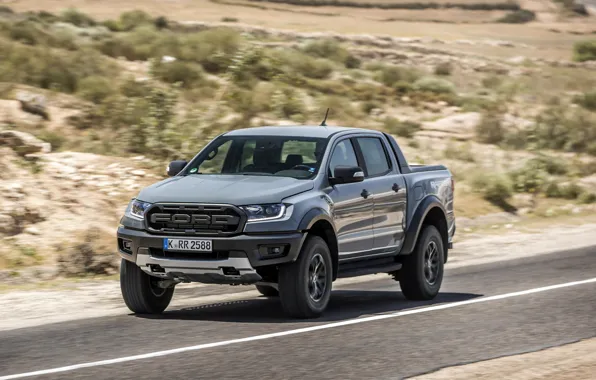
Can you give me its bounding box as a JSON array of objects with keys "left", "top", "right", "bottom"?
[
  {"left": 497, "top": 10, "right": 536, "bottom": 23},
  {"left": 560, "top": 182, "right": 583, "bottom": 199},
  {"left": 0, "top": 40, "right": 116, "bottom": 93},
  {"left": 383, "top": 117, "right": 421, "bottom": 138},
  {"left": 475, "top": 110, "right": 505, "bottom": 144},
  {"left": 180, "top": 28, "right": 242, "bottom": 73},
  {"left": 361, "top": 100, "right": 382, "bottom": 114},
  {"left": 272, "top": 86, "right": 306, "bottom": 119},
  {"left": 221, "top": 17, "right": 239, "bottom": 22},
  {"left": 434, "top": 62, "right": 452, "bottom": 76},
  {"left": 281, "top": 51, "right": 333, "bottom": 80},
  {"left": 61, "top": 8, "right": 96, "bottom": 27},
  {"left": 579, "top": 192, "right": 596, "bottom": 204},
  {"left": 154, "top": 16, "right": 169, "bottom": 29},
  {"left": 38, "top": 130, "right": 66, "bottom": 150},
  {"left": 544, "top": 181, "right": 562, "bottom": 198},
  {"left": 412, "top": 76, "right": 455, "bottom": 94},
  {"left": 374, "top": 64, "right": 420, "bottom": 87},
  {"left": 531, "top": 155, "right": 568, "bottom": 175},
  {"left": 574, "top": 90, "right": 596, "bottom": 111},
  {"left": 78, "top": 76, "right": 116, "bottom": 104},
  {"left": 573, "top": 40, "right": 596, "bottom": 62},
  {"left": 119, "top": 10, "right": 153, "bottom": 31},
  {"left": 0, "top": 6, "right": 14, "bottom": 14},
  {"left": 471, "top": 172, "right": 514, "bottom": 208},
  {"left": 152, "top": 60, "right": 205, "bottom": 88},
  {"left": 443, "top": 142, "right": 475, "bottom": 162},
  {"left": 302, "top": 39, "right": 359, "bottom": 68},
  {"left": 508, "top": 160, "right": 548, "bottom": 194}
]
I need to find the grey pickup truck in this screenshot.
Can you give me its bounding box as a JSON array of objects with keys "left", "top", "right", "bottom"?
[{"left": 117, "top": 125, "right": 455, "bottom": 318}]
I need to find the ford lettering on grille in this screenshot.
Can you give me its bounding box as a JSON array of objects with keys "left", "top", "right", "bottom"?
[
  {"left": 150, "top": 213, "right": 240, "bottom": 226},
  {"left": 146, "top": 204, "right": 245, "bottom": 236}
]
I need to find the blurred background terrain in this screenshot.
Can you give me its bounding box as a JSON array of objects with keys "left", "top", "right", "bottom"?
[{"left": 0, "top": 0, "right": 595, "bottom": 283}]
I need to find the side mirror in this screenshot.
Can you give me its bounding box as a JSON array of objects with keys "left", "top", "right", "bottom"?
[
  {"left": 330, "top": 165, "right": 364, "bottom": 185},
  {"left": 167, "top": 160, "right": 187, "bottom": 176}
]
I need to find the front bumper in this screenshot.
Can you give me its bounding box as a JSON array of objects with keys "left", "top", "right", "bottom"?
[{"left": 117, "top": 226, "right": 305, "bottom": 284}]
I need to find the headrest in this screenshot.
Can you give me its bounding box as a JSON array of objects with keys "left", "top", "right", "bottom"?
[{"left": 285, "top": 154, "right": 303, "bottom": 166}]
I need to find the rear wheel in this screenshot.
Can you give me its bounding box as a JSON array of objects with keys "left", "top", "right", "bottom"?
[
  {"left": 120, "top": 259, "right": 175, "bottom": 314},
  {"left": 255, "top": 284, "right": 279, "bottom": 297},
  {"left": 398, "top": 225, "right": 444, "bottom": 300},
  {"left": 278, "top": 236, "right": 333, "bottom": 318}
]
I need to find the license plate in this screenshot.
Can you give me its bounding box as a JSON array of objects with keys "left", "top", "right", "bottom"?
[{"left": 163, "top": 238, "right": 212, "bottom": 252}]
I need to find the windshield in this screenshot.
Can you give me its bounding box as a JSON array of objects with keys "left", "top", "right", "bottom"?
[{"left": 184, "top": 136, "right": 329, "bottom": 179}]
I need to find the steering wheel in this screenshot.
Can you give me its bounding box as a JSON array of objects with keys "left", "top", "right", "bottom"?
[{"left": 292, "top": 165, "right": 312, "bottom": 171}]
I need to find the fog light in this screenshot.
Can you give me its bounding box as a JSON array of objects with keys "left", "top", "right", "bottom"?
[
  {"left": 258, "top": 244, "right": 288, "bottom": 259},
  {"left": 268, "top": 246, "right": 281, "bottom": 255},
  {"left": 119, "top": 238, "right": 133, "bottom": 254}
]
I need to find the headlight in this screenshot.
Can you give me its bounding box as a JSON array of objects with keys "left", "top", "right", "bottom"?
[
  {"left": 241, "top": 203, "right": 288, "bottom": 222},
  {"left": 127, "top": 199, "right": 152, "bottom": 220}
]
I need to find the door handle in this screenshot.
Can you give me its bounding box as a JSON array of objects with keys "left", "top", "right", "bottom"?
[
  {"left": 361, "top": 189, "right": 370, "bottom": 199},
  {"left": 392, "top": 183, "right": 400, "bottom": 192}
]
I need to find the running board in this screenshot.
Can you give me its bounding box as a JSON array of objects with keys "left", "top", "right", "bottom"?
[{"left": 337, "top": 258, "right": 402, "bottom": 279}]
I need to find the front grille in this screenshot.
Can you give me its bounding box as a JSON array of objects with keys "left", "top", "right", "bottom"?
[
  {"left": 149, "top": 248, "right": 230, "bottom": 261},
  {"left": 145, "top": 203, "right": 246, "bottom": 236}
]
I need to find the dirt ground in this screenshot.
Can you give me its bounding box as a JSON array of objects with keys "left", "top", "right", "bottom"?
[{"left": 413, "top": 337, "right": 596, "bottom": 380}]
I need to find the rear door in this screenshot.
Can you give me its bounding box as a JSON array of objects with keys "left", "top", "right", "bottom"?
[
  {"left": 354, "top": 136, "right": 407, "bottom": 253},
  {"left": 326, "top": 138, "right": 374, "bottom": 256}
]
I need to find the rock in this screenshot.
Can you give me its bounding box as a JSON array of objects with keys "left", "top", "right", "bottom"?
[
  {"left": 161, "top": 55, "right": 177, "bottom": 63},
  {"left": 505, "top": 224, "right": 514, "bottom": 229},
  {"left": 24, "top": 226, "right": 41, "bottom": 235},
  {"left": 16, "top": 91, "right": 50, "bottom": 120},
  {"left": 508, "top": 56, "right": 527, "bottom": 65},
  {"left": 0, "top": 130, "right": 51, "bottom": 156},
  {"left": 370, "top": 108, "right": 383, "bottom": 117},
  {"left": 131, "top": 169, "right": 146, "bottom": 177}
]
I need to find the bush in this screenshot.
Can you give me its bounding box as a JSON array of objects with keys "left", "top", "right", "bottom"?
[
  {"left": 532, "top": 155, "right": 568, "bottom": 175},
  {"left": 383, "top": 117, "right": 421, "bottom": 138},
  {"left": 573, "top": 40, "right": 596, "bottom": 62},
  {"left": 471, "top": 172, "right": 514, "bottom": 208},
  {"left": 0, "top": 40, "right": 116, "bottom": 93},
  {"left": 579, "top": 192, "right": 596, "bottom": 204},
  {"left": 434, "top": 62, "right": 453, "bottom": 76},
  {"left": 180, "top": 28, "right": 242, "bottom": 73},
  {"left": 38, "top": 130, "right": 66, "bottom": 150},
  {"left": 374, "top": 64, "right": 420, "bottom": 87},
  {"left": 574, "top": 90, "right": 596, "bottom": 111},
  {"left": 302, "top": 39, "right": 358, "bottom": 68},
  {"left": 119, "top": 10, "right": 153, "bottom": 31},
  {"left": 560, "top": 182, "right": 583, "bottom": 199},
  {"left": 221, "top": 17, "right": 239, "bottom": 22},
  {"left": 443, "top": 142, "right": 475, "bottom": 162},
  {"left": 497, "top": 10, "right": 536, "bottom": 23},
  {"left": 508, "top": 160, "right": 548, "bottom": 194},
  {"left": 0, "top": 6, "right": 14, "bottom": 14},
  {"left": 154, "top": 16, "right": 169, "bottom": 29},
  {"left": 151, "top": 60, "right": 205, "bottom": 88},
  {"left": 61, "top": 8, "right": 96, "bottom": 27},
  {"left": 272, "top": 86, "right": 306, "bottom": 119},
  {"left": 281, "top": 51, "right": 334, "bottom": 80},
  {"left": 412, "top": 76, "right": 455, "bottom": 94},
  {"left": 475, "top": 110, "right": 505, "bottom": 144},
  {"left": 78, "top": 76, "right": 116, "bottom": 104}
]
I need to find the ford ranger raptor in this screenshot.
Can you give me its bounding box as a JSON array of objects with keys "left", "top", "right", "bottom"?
[{"left": 117, "top": 126, "right": 455, "bottom": 318}]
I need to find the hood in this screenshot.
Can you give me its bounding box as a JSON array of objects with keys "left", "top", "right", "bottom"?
[{"left": 136, "top": 174, "right": 314, "bottom": 205}]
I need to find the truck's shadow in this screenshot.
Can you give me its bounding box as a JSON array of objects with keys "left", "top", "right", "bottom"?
[{"left": 134, "top": 290, "right": 482, "bottom": 324}]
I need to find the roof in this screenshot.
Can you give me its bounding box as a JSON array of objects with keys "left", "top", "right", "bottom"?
[{"left": 224, "top": 125, "right": 371, "bottom": 139}]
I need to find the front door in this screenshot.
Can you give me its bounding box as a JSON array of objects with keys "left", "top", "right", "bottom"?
[{"left": 325, "top": 138, "right": 374, "bottom": 256}]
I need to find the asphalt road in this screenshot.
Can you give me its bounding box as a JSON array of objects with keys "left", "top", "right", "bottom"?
[{"left": 1, "top": 247, "right": 595, "bottom": 380}]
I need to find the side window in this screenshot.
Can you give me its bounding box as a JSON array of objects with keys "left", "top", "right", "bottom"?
[
  {"left": 199, "top": 140, "right": 233, "bottom": 174},
  {"left": 356, "top": 138, "right": 391, "bottom": 177},
  {"left": 329, "top": 139, "right": 358, "bottom": 176}
]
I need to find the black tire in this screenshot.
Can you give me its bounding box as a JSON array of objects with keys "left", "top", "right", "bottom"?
[
  {"left": 399, "top": 225, "right": 444, "bottom": 300},
  {"left": 255, "top": 285, "right": 279, "bottom": 297},
  {"left": 120, "top": 259, "right": 175, "bottom": 314},
  {"left": 278, "top": 236, "right": 333, "bottom": 318}
]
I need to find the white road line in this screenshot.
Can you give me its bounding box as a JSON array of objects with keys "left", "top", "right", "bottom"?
[{"left": 2, "top": 277, "right": 596, "bottom": 380}]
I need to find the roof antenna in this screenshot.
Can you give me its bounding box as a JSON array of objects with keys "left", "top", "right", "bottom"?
[{"left": 320, "top": 108, "right": 330, "bottom": 126}]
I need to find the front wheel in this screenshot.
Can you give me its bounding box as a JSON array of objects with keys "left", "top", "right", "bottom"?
[
  {"left": 278, "top": 236, "right": 333, "bottom": 318},
  {"left": 255, "top": 284, "right": 279, "bottom": 297},
  {"left": 120, "top": 259, "right": 175, "bottom": 314},
  {"left": 398, "top": 225, "right": 444, "bottom": 300}
]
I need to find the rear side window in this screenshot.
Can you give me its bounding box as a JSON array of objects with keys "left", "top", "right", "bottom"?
[
  {"left": 329, "top": 139, "right": 358, "bottom": 175},
  {"left": 356, "top": 138, "right": 391, "bottom": 177}
]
